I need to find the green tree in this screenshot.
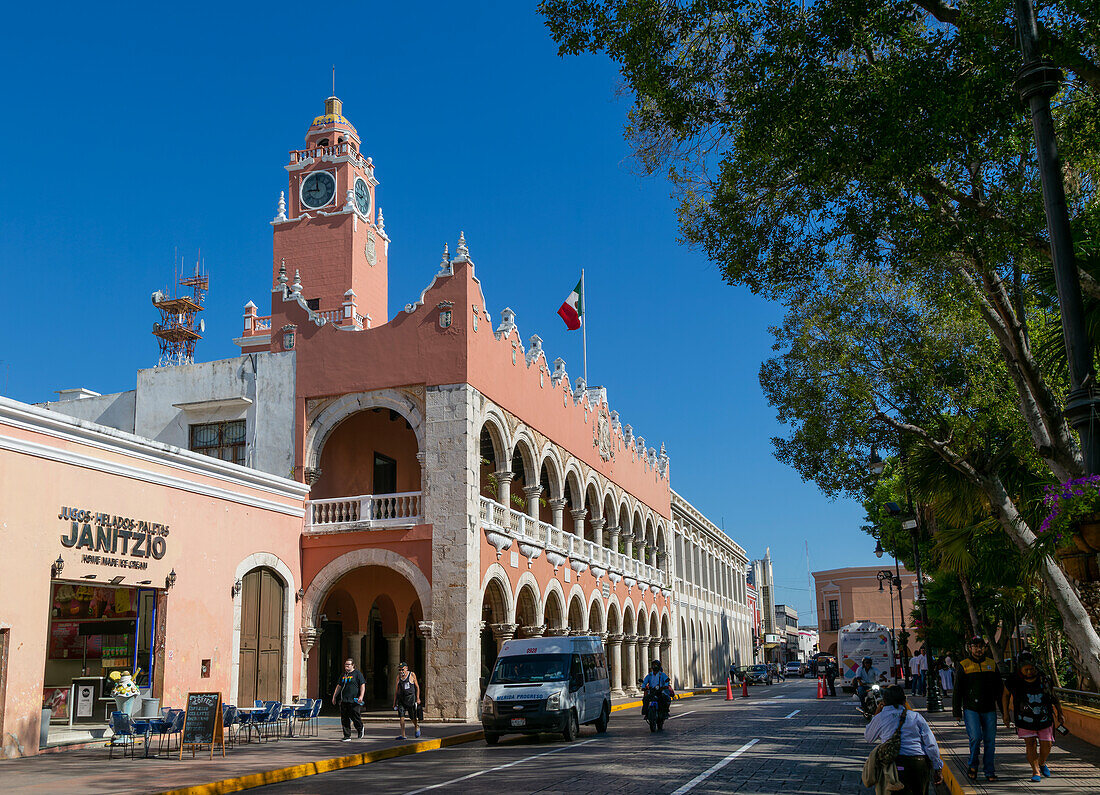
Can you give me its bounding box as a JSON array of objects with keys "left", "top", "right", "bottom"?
[{"left": 540, "top": 0, "right": 1100, "bottom": 682}]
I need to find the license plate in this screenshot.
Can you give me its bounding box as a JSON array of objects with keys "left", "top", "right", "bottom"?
[{"left": 510, "top": 717, "right": 526, "bottom": 727}]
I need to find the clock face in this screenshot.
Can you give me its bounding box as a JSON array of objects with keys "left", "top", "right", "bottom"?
[
  {"left": 354, "top": 177, "right": 371, "bottom": 217},
  {"left": 300, "top": 171, "right": 336, "bottom": 209}
]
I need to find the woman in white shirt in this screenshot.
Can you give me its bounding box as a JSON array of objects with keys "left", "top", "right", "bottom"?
[
  {"left": 939, "top": 654, "right": 955, "bottom": 693},
  {"left": 865, "top": 685, "right": 945, "bottom": 793}
]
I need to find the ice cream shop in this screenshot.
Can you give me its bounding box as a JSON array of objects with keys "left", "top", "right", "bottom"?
[{"left": 0, "top": 397, "right": 308, "bottom": 757}]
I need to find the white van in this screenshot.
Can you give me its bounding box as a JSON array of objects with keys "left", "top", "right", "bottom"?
[{"left": 481, "top": 635, "right": 612, "bottom": 744}]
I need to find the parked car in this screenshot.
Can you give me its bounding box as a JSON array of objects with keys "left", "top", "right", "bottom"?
[
  {"left": 784, "top": 660, "right": 804, "bottom": 678},
  {"left": 743, "top": 664, "right": 772, "bottom": 685}
]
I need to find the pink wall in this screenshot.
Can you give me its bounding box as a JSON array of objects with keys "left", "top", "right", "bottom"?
[{"left": 0, "top": 409, "right": 306, "bottom": 757}]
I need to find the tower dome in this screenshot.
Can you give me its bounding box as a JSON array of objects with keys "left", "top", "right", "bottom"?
[{"left": 306, "top": 96, "right": 359, "bottom": 146}]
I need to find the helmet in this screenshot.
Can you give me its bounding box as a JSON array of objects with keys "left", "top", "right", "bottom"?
[
  {"left": 862, "top": 656, "right": 873, "bottom": 663},
  {"left": 651, "top": 660, "right": 663, "bottom": 672}
]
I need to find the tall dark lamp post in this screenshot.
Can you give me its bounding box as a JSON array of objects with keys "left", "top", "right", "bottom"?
[
  {"left": 877, "top": 570, "right": 902, "bottom": 684},
  {"left": 901, "top": 514, "right": 944, "bottom": 713},
  {"left": 1015, "top": 0, "right": 1100, "bottom": 474},
  {"left": 875, "top": 536, "right": 910, "bottom": 686}
]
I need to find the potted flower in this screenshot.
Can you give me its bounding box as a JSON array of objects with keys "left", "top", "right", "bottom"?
[{"left": 1039, "top": 475, "right": 1100, "bottom": 581}]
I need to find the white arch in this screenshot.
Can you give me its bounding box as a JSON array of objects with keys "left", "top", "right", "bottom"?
[
  {"left": 480, "top": 563, "right": 515, "bottom": 624},
  {"left": 479, "top": 409, "right": 510, "bottom": 465},
  {"left": 302, "top": 547, "right": 432, "bottom": 631},
  {"left": 305, "top": 388, "right": 425, "bottom": 472},
  {"left": 543, "top": 579, "right": 567, "bottom": 629},
  {"left": 586, "top": 589, "right": 606, "bottom": 632},
  {"left": 537, "top": 444, "right": 566, "bottom": 499},
  {"left": 513, "top": 570, "right": 543, "bottom": 624},
  {"left": 231, "top": 552, "right": 297, "bottom": 706}
]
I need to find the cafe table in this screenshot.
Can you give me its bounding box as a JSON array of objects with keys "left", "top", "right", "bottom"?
[
  {"left": 235, "top": 706, "right": 266, "bottom": 743},
  {"left": 129, "top": 716, "right": 169, "bottom": 758}
]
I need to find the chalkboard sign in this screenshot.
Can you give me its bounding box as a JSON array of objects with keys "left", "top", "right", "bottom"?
[{"left": 180, "top": 691, "right": 225, "bottom": 759}]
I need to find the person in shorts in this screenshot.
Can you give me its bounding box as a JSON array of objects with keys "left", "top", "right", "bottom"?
[
  {"left": 1002, "top": 651, "right": 1064, "bottom": 782},
  {"left": 393, "top": 661, "right": 421, "bottom": 739}
]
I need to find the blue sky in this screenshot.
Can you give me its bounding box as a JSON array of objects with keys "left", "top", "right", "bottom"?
[{"left": 0, "top": 2, "right": 877, "bottom": 620}]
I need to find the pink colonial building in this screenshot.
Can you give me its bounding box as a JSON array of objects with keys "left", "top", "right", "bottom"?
[{"left": 7, "top": 97, "right": 753, "bottom": 747}]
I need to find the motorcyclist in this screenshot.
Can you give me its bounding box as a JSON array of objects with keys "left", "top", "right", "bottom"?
[
  {"left": 853, "top": 656, "right": 886, "bottom": 710},
  {"left": 641, "top": 660, "right": 674, "bottom": 720}
]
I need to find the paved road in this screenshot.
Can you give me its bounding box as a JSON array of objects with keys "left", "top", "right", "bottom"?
[{"left": 257, "top": 679, "right": 874, "bottom": 794}]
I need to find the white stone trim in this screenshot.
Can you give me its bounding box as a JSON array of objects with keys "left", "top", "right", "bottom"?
[
  {"left": 304, "top": 389, "right": 425, "bottom": 472},
  {"left": 229, "top": 553, "right": 297, "bottom": 706},
  {"left": 302, "top": 547, "right": 432, "bottom": 629},
  {"left": 542, "top": 578, "right": 566, "bottom": 629},
  {"left": 480, "top": 563, "right": 515, "bottom": 623},
  {"left": 512, "top": 570, "right": 542, "bottom": 618}
]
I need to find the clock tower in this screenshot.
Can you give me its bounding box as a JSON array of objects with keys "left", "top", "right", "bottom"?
[{"left": 271, "top": 96, "right": 388, "bottom": 327}]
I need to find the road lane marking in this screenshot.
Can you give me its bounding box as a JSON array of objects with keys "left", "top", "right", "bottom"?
[
  {"left": 402, "top": 738, "right": 598, "bottom": 794},
  {"left": 783, "top": 710, "right": 800, "bottom": 718},
  {"left": 668, "top": 710, "right": 698, "bottom": 720},
  {"left": 670, "top": 738, "right": 760, "bottom": 795},
  {"left": 772, "top": 695, "right": 786, "bottom": 698}
]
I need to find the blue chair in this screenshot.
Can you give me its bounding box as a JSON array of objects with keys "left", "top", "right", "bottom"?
[
  {"left": 261, "top": 701, "right": 283, "bottom": 741},
  {"left": 291, "top": 698, "right": 314, "bottom": 737},
  {"left": 108, "top": 711, "right": 137, "bottom": 760},
  {"left": 254, "top": 699, "right": 264, "bottom": 708},
  {"left": 164, "top": 708, "right": 185, "bottom": 753},
  {"left": 307, "top": 698, "right": 323, "bottom": 736},
  {"left": 277, "top": 702, "right": 297, "bottom": 737},
  {"left": 221, "top": 704, "right": 240, "bottom": 746}
]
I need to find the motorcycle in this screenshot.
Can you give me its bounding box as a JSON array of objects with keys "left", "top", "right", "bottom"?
[
  {"left": 643, "top": 684, "right": 672, "bottom": 732},
  {"left": 859, "top": 683, "right": 883, "bottom": 720}
]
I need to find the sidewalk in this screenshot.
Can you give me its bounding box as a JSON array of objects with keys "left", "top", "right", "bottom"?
[{"left": 913, "top": 694, "right": 1100, "bottom": 793}]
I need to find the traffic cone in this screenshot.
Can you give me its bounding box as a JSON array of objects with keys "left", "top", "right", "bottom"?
[
  {"left": 817, "top": 676, "right": 825, "bottom": 699},
  {"left": 742, "top": 679, "right": 750, "bottom": 698},
  {"left": 725, "top": 676, "right": 734, "bottom": 701}
]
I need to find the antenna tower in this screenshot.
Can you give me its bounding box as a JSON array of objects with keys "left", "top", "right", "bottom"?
[{"left": 152, "top": 257, "right": 209, "bottom": 366}]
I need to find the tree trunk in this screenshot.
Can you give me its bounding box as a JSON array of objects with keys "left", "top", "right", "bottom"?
[
  {"left": 980, "top": 473, "right": 1100, "bottom": 686},
  {"left": 958, "top": 574, "right": 982, "bottom": 634}
]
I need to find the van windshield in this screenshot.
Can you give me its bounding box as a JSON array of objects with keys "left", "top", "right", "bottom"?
[{"left": 490, "top": 654, "right": 571, "bottom": 684}]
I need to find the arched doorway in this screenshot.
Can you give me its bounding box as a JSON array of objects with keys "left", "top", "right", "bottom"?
[
  {"left": 237, "top": 567, "right": 286, "bottom": 705},
  {"left": 480, "top": 577, "right": 511, "bottom": 693}
]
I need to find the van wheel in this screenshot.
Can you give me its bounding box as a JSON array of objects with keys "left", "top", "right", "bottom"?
[
  {"left": 562, "top": 710, "right": 578, "bottom": 742},
  {"left": 484, "top": 732, "right": 500, "bottom": 746},
  {"left": 594, "top": 704, "right": 609, "bottom": 733}
]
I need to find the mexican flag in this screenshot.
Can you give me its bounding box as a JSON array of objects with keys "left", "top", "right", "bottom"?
[{"left": 558, "top": 276, "right": 584, "bottom": 330}]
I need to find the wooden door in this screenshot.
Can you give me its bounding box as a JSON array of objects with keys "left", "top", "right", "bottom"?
[{"left": 238, "top": 568, "right": 284, "bottom": 705}]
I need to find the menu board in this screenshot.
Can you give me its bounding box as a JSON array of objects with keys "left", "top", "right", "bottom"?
[
  {"left": 51, "top": 583, "right": 138, "bottom": 621},
  {"left": 42, "top": 687, "right": 70, "bottom": 721},
  {"left": 180, "top": 692, "right": 225, "bottom": 759}
]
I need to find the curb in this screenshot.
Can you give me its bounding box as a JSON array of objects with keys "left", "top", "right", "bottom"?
[
  {"left": 919, "top": 712, "right": 976, "bottom": 795},
  {"left": 160, "top": 689, "right": 722, "bottom": 794}
]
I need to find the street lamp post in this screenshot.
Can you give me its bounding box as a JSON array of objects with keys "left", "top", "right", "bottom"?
[
  {"left": 903, "top": 515, "right": 944, "bottom": 712},
  {"left": 875, "top": 538, "right": 910, "bottom": 687},
  {"left": 877, "top": 570, "right": 901, "bottom": 684},
  {"left": 1014, "top": 0, "right": 1100, "bottom": 474}
]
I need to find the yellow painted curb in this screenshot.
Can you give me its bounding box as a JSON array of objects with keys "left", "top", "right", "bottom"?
[
  {"left": 161, "top": 689, "right": 722, "bottom": 795},
  {"left": 914, "top": 704, "right": 976, "bottom": 795},
  {"left": 156, "top": 730, "right": 483, "bottom": 795}
]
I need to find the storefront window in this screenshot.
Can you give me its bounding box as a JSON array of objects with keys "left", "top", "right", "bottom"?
[{"left": 189, "top": 420, "right": 246, "bottom": 465}]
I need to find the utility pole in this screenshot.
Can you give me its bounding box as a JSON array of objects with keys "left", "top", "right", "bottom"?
[{"left": 1015, "top": 0, "right": 1100, "bottom": 474}]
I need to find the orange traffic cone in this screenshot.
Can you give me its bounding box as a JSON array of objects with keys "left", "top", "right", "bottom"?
[
  {"left": 817, "top": 676, "right": 825, "bottom": 699},
  {"left": 742, "top": 679, "right": 750, "bottom": 698},
  {"left": 725, "top": 676, "right": 734, "bottom": 701}
]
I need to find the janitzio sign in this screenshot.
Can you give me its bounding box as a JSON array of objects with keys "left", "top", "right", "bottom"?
[{"left": 59, "top": 506, "right": 170, "bottom": 570}]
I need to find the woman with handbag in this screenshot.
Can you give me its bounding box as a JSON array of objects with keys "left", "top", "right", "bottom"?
[
  {"left": 864, "top": 685, "right": 945, "bottom": 794},
  {"left": 393, "top": 661, "right": 421, "bottom": 740}
]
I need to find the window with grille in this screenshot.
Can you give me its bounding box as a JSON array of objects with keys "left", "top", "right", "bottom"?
[
  {"left": 828, "top": 599, "right": 840, "bottom": 631},
  {"left": 189, "top": 420, "right": 246, "bottom": 465}
]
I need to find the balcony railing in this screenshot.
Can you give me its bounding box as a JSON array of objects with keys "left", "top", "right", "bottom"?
[
  {"left": 479, "top": 495, "right": 669, "bottom": 592},
  {"left": 306, "top": 491, "right": 422, "bottom": 533}
]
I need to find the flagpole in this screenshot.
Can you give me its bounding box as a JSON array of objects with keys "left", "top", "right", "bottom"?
[{"left": 581, "top": 268, "right": 588, "bottom": 386}]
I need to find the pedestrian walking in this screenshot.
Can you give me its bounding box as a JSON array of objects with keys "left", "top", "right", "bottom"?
[
  {"left": 825, "top": 657, "right": 838, "bottom": 697},
  {"left": 909, "top": 648, "right": 927, "bottom": 696},
  {"left": 954, "top": 636, "right": 1004, "bottom": 782},
  {"left": 864, "top": 685, "right": 945, "bottom": 794},
  {"left": 332, "top": 658, "right": 366, "bottom": 741},
  {"left": 1002, "top": 651, "right": 1065, "bottom": 782},
  {"left": 393, "top": 661, "right": 421, "bottom": 740},
  {"left": 939, "top": 654, "right": 954, "bottom": 694}
]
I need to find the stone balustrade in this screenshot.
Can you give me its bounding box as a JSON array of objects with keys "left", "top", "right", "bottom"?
[
  {"left": 306, "top": 491, "right": 422, "bottom": 533},
  {"left": 479, "top": 495, "right": 668, "bottom": 592}
]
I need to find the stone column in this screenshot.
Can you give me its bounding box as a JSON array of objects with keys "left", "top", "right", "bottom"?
[
  {"left": 494, "top": 470, "right": 514, "bottom": 507},
  {"left": 636, "top": 638, "right": 649, "bottom": 686},
  {"left": 546, "top": 626, "right": 571, "bottom": 637},
  {"left": 385, "top": 634, "right": 403, "bottom": 699},
  {"left": 347, "top": 632, "right": 365, "bottom": 672},
  {"left": 549, "top": 498, "right": 567, "bottom": 531},
  {"left": 649, "top": 640, "right": 660, "bottom": 670},
  {"left": 571, "top": 508, "right": 587, "bottom": 538},
  {"left": 523, "top": 485, "right": 542, "bottom": 519},
  {"left": 590, "top": 517, "right": 605, "bottom": 547},
  {"left": 607, "top": 634, "right": 624, "bottom": 695},
  {"left": 638, "top": 539, "right": 650, "bottom": 565},
  {"left": 660, "top": 639, "right": 672, "bottom": 683},
  {"left": 623, "top": 533, "right": 634, "bottom": 559},
  {"left": 622, "top": 635, "right": 637, "bottom": 693},
  {"left": 606, "top": 525, "right": 620, "bottom": 552},
  {"left": 490, "top": 622, "right": 518, "bottom": 652},
  {"left": 521, "top": 625, "right": 546, "bottom": 638}
]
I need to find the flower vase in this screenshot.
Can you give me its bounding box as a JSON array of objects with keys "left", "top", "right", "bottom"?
[
  {"left": 1076, "top": 519, "right": 1100, "bottom": 553},
  {"left": 1056, "top": 547, "right": 1099, "bottom": 582}
]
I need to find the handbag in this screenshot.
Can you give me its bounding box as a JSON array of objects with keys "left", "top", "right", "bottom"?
[
  {"left": 416, "top": 701, "right": 424, "bottom": 721},
  {"left": 861, "top": 709, "right": 907, "bottom": 793}
]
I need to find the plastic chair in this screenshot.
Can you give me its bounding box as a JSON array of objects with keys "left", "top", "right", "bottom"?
[
  {"left": 277, "top": 702, "right": 297, "bottom": 737},
  {"left": 108, "top": 711, "right": 137, "bottom": 760},
  {"left": 221, "top": 704, "right": 240, "bottom": 746},
  {"left": 292, "top": 699, "right": 314, "bottom": 737},
  {"left": 309, "top": 697, "right": 323, "bottom": 736}
]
